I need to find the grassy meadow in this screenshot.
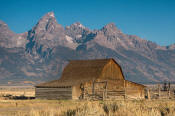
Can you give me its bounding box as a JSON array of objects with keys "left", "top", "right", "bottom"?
[
  {"left": 0, "top": 86, "right": 175, "bottom": 116},
  {"left": 0, "top": 99, "right": 175, "bottom": 116}
]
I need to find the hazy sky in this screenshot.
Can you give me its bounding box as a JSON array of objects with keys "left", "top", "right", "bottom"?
[{"left": 0, "top": 0, "right": 175, "bottom": 46}]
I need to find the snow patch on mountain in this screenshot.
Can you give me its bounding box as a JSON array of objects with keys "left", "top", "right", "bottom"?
[
  {"left": 66, "top": 35, "right": 73, "bottom": 43},
  {"left": 49, "top": 12, "right": 55, "bottom": 17},
  {"left": 76, "top": 34, "right": 82, "bottom": 38},
  {"left": 73, "top": 22, "right": 85, "bottom": 29},
  {"left": 64, "top": 35, "right": 78, "bottom": 49}
]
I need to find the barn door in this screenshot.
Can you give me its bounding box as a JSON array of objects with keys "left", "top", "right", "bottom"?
[{"left": 92, "top": 81, "right": 107, "bottom": 100}]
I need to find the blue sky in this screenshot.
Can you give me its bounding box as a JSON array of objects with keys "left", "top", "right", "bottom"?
[{"left": 0, "top": 0, "right": 175, "bottom": 46}]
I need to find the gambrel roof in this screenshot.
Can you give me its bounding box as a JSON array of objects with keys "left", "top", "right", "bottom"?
[{"left": 36, "top": 58, "right": 145, "bottom": 88}]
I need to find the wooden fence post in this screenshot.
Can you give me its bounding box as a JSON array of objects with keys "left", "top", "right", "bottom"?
[
  {"left": 105, "top": 81, "right": 108, "bottom": 100},
  {"left": 91, "top": 80, "right": 95, "bottom": 100},
  {"left": 124, "top": 80, "right": 126, "bottom": 99},
  {"left": 168, "top": 82, "right": 171, "bottom": 99},
  {"left": 168, "top": 90, "right": 171, "bottom": 99},
  {"left": 147, "top": 89, "right": 150, "bottom": 100},
  {"left": 80, "top": 83, "right": 85, "bottom": 99},
  {"left": 158, "top": 84, "right": 161, "bottom": 99},
  {"left": 103, "top": 91, "right": 105, "bottom": 100},
  {"left": 92, "top": 81, "right": 95, "bottom": 95}
]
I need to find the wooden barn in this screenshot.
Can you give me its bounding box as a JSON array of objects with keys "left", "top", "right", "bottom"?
[{"left": 35, "top": 59, "right": 146, "bottom": 100}]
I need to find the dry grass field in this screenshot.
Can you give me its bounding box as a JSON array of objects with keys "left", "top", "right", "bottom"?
[
  {"left": 0, "top": 86, "right": 175, "bottom": 116},
  {"left": 0, "top": 99, "right": 175, "bottom": 116}
]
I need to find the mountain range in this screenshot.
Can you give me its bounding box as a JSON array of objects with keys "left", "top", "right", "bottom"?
[{"left": 0, "top": 12, "right": 175, "bottom": 85}]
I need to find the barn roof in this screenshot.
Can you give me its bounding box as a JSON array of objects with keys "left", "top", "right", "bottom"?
[
  {"left": 36, "top": 58, "right": 145, "bottom": 88},
  {"left": 36, "top": 59, "right": 114, "bottom": 87},
  {"left": 125, "top": 80, "right": 146, "bottom": 88}
]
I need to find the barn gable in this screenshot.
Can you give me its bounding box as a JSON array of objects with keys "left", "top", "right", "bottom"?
[{"left": 100, "top": 59, "right": 124, "bottom": 80}]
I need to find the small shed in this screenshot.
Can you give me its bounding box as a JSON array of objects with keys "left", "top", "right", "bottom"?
[{"left": 35, "top": 59, "right": 146, "bottom": 100}]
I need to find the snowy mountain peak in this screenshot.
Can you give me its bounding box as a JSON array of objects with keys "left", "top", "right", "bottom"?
[
  {"left": 102, "top": 23, "right": 120, "bottom": 32},
  {"left": 47, "top": 12, "right": 55, "bottom": 17},
  {"left": 68, "top": 22, "right": 86, "bottom": 29},
  {"left": 42, "top": 12, "right": 55, "bottom": 19},
  {"left": 168, "top": 44, "right": 175, "bottom": 50},
  {"left": 73, "top": 22, "right": 85, "bottom": 28},
  {"left": 31, "top": 12, "right": 63, "bottom": 34},
  {"left": 39, "top": 12, "right": 56, "bottom": 23},
  {"left": 0, "top": 20, "right": 8, "bottom": 29},
  {"left": 104, "top": 23, "right": 116, "bottom": 28},
  {"left": 99, "top": 23, "right": 122, "bottom": 37}
]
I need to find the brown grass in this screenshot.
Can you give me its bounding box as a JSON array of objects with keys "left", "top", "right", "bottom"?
[
  {"left": 0, "top": 99, "right": 175, "bottom": 116},
  {"left": 0, "top": 86, "right": 175, "bottom": 116}
]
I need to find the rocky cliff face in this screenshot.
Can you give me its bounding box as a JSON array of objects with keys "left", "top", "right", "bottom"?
[
  {"left": 0, "top": 12, "right": 174, "bottom": 85},
  {"left": 0, "top": 20, "right": 27, "bottom": 48}
]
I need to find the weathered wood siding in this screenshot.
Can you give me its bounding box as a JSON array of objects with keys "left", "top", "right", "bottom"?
[
  {"left": 81, "top": 79, "right": 145, "bottom": 100},
  {"left": 92, "top": 59, "right": 126, "bottom": 99},
  {"left": 106, "top": 80, "right": 125, "bottom": 99},
  {"left": 101, "top": 60, "right": 124, "bottom": 80},
  {"left": 82, "top": 79, "right": 125, "bottom": 100},
  {"left": 35, "top": 87, "right": 72, "bottom": 100},
  {"left": 125, "top": 81, "right": 145, "bottom": 99},
  {"left": 72, "top": 85, "right": 81, "bottom": 100},
  {"left": 96, "top": 79, "right": 125, "bottom": 99},
  {"left": 83, "top": 81, "right": 93, "bottom": 99}
]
